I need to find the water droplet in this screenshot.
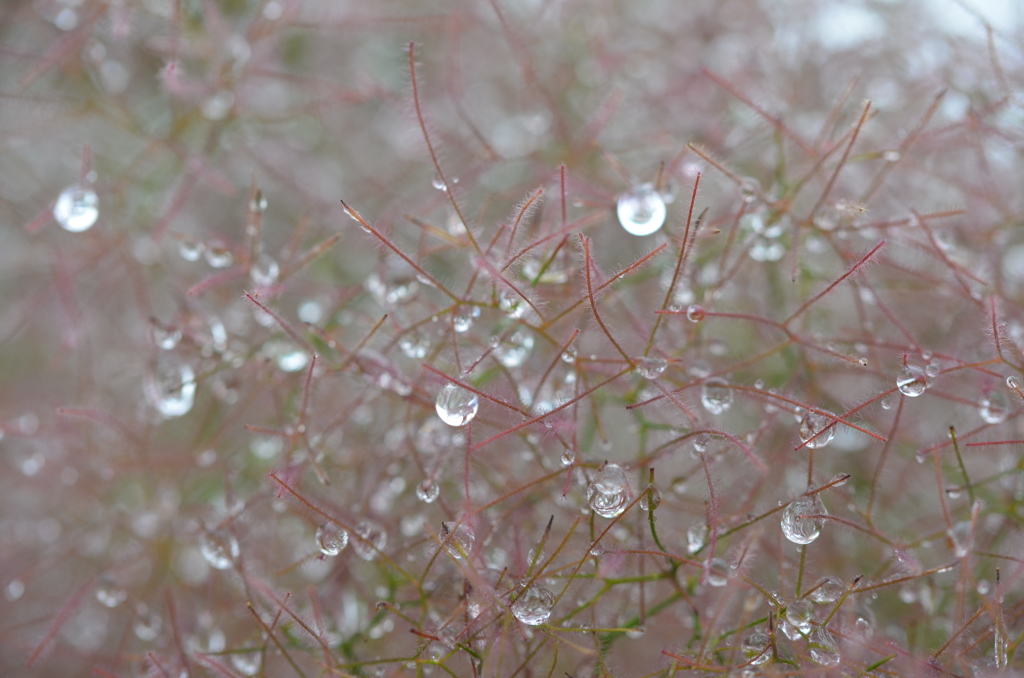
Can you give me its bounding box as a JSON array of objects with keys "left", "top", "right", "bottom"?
[
  {"left": 1007, "top": 375, "right": 1021, "bottom": 390},
  {"left": 785, "top": 599, "right": 814, "bottom": 636},
  {"left": 435, "top": 383, "right": 479, "bottom": 427},
  {"left": 151, "top": 322, "right": 181, "bottom": 350},
  {"left": 739, "top": 177, "right": 761, "bottom": 203},
  {"left": 95, "top": 575, "right": 127, "bottom": 608},
  {"left": 144, "top": 359, "right": 196, "bottom": 419},
  {"left": 494, "top": 330, "right": 534, "bottom": 368},
  {"left": 559, "top": 448, "right": 575, "bottom": 466},
  {"left": 250, "top": 190, "right": 267, "bottom": 213},
  {"left": 897, "top": 364, "right": 928, "bottom": 397},
  {"left": 810, "top": 576, "right": 844, "bottom": 603},
  {"left": 798, "top": 411, "right": 837, "bottom": 449},
  {"left": 498, "top": 289, "right": 527, "bottom": 319},
  {"left": 5, "top": 579, "right": 23, "bottom": 601},
  {"left": 701, "top": 378, "right": 733, "bottom": 415},
  {"left": 200, "top": 528, "right": 239, "bottom": 570},
  {"left": 617, "top": 183, "right": 667, "bottom": 236},
  {"left": 587, "top": 463, "right": 629, "bottom": 518},
  {"left": 979, "top": 391, "right": 1009, "bottom": 424},
  {"left": 637, "top": 484, "right": 660, "bottom": 511},
  {"left": 561, "top": 347, "right": 577, "bottom": 364},
  {"left": 316, "top": 523, "right": 348, "bottom": 556},
  {"left": 880, "top": 395, "right": 892, "bottom": 410},
  {"left": 263, "top": 340, "right": 309, "bottom": 373},
  {"left": 995, "top": 623, "right": 1009, "bottom": 668},
  {"left": 133, "top": 604, "right": 162, "bottom": 641},
  {"left": 250, "top": 253, "right": 280, "bottom": 287},
  {"left": 399, "top": 331, "right": 431, "bottom": 360},
  {"left": 781, "top": 495, "right": 826, "bottom": 545},
  {"left": 625, "top": 625, "right": 646, "bottom": 639},
  {"left": 686, "top": 304, "right": 705, "bottom": 322},
  {"left": 231, "top": 651, "right": 262, "bottom": 676},
  {"left": 178, "top": 239, "right": 205, "bottom": 261},
  {"left": 925, "top": 360, "right": 940, "bottom": 378},
  {"left": 204, "top": 242, "right": 235, "bottom": 268},
  {"left": 416, "top": 479, "right": 440, "bottom": 503},
  {"left": 452, "top": 305, "right": 480, "bottom": 333},
  {"left": 352, "top": 519, "right": 387, "bottom": 561},
  {"left": 635, "top": 356, "right": 667, "bottom": 379},
  {"left": 441, "top": 522, "right": 474, "bottom": 559},
  {"left": 829, "top": 473, "right": 849, "bottom": 487},
  {"left": 947, "top": 520, "right": 972, "bottom": 558},
  {"left": 883, "top": 150, "right": 901, "bottom": 162},
  {"left": 742, "top": 632, "right": 770, "bottom": 665},
  {"left": 511, "top": 585, "right": 555, "bottom": 625},
  {"left": 54, "top": 185, "right": 99, "bottom": 232},
  {"left": 687, "top": 522, "right": 707, "bottom": 554},
  {"left": 706, "top": 557, "right": 730, "bottom": 587},
  {"left": 808, "top": 627, "right": 840, "bottom": 666}
]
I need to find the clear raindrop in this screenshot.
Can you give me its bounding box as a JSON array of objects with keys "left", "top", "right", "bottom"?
[
  {"left": 200, "top": 528, "right": 239, "bottom": 570},
  {"left": 144, "top": 359, "right": 196, "bottom": 419},
  {"left": 54, "top": 185, "right": 99, "bottom": 232},
  {"left": 435, "top": 383, "right": 479, "bottom": 427},
  {"left": 635, "top": 356, "right": 667, "bottom": 379},
  {"left": 316, "top": 523, "right": 348, "bottom": 556},
  {"left": 701, "top": 378, "right": 733, "bottom": 415},
  {"left": 352, "top": 519, "right": 387, "bottom": 561},
  {"left": 782, "top": 494, "right": 826, "bottom": 545},
  {"left": 511, "top": 585, "right": 555, "bottom": 626},
  {"left": 798, "top": 410, "right": 837, "bottom": 449},
  {"left": 897, "top": 364, "right": 928, "bottom": 397},
  {"left": 617, "top": 183, "right": 667, "bottom": 236}
]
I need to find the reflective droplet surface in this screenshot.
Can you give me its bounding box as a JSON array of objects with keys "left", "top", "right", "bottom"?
[
  {"left": 54, "top": 185, "right": 99, "bottom": 232},
  {"left": 494, "top": 330, "right": 534, "bottom": 368},
  {"left": 701, "top": 378, "right": 733, "bottom": 415},
  {"left": 742, "top": 633, "right": 770, "bottom": 665},
  {"left": 798, "top": 411, "right": 837, "bottom": 449},
  {"left": 435, "top": 383, "right": 479, "bottom": 427},
  {"left": 250, "top": 253, "right": 280, "bottom": 287},
  {"left": 178, "top": 240, "right": 205, "bottom": 262},
  {"left": 897, "top": 364, "right": 928, "bottom": 397},
  {"left": 1007, "top": 375, "right": 1021, "bottom": 390},
  {"left": 133, "top": 604, "right": 162, "bottom": 641},
  {"left": 416, "top": 479, "right": 440, "bottom": 503},
  {"left": 635, "top": 356, "right": 667, "bottom": 380},
  {"left": 151, "top": 322, "right": 181, "bottom": 350},
  {"left": 808, "top": 627, "right": 840, "bottom": 666},
  {"left": 979, "top": 391, "right": 1009, "bottom": 424},
  {"left": 441, "top": 522, "right": 474, "bottom": 559},
  {"left": 617, "top": 183, "right": 667, "bottom": 236},
  {"left": 511, "top": 585, "right": 555, "bottom": 625},
  {"left": 687, "top": 522, "right": 707, "bottom": 554},
  {"left": 205, "top": 242, "right": 235, "bottom": 268},
  {"left": 686, "top": 304, "right": 705, "bottom": 322},
  {"left": 640, "top": 486, "right": 661, "bottom": 511},
  {"left": 498, "top": 289, "right": 527, "bottom": 319},
  {"left": 316, "top": 523, "right": 348, "bottom": 556},
  {"left": 399, "top": 331, "right": 431, "bottom": 359},
  {"left": 452, "top": 305, "right": 480, "bottom": 332},
  {"left": 781, "top": 495, "right": 826, "bottom": 545},
  {"left": 200, "top": 528, "right": 239, "bottom": 570},
  {"left": 587, "top": 463, "right": 629, "bottom": 518},
  {"left": 95, "top": 575, "right": 127, "bottom": 608},
  {"left": 706, "top": 557, "right": 730, "bottom": 587},
  {"left": 810, "top": 576, "right": 844, "bottom": 603},
  {"left": 144, "top": 359, "right": 196, "bottom": 419},
  {"left": 785, "top": 599, "right": 814, "bottom": 636},
  {"left": 947, "top": 520, "right": 972, "bottom": 558},
  {"left": 352, "top": 519, "right": 387, "bottom": 561},
  {"left": 739, "top": 176, "right": 761, "bottom": 203}
]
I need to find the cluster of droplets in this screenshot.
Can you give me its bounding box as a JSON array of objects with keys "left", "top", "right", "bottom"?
[
  {"left": 586, "top": 463, "right": 629, "bottom": 518},
  {"left": 781, "top": 494, "right": 827, "bottom": 545}
]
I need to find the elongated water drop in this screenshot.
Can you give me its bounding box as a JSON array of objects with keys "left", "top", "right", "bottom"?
[
  {"left": 781, "top": 494, "right": 826, "bottom": 545},
  {"left": 809, "top": 627, "right": 840, "bottom": 666},
  {"left": 979, "top": 391, "right": 1009, "bottom": 424},
  {"left": 635, "top": 356, "right": 667, "bottom": 379},
  {"left": 617, "top": 183, "right": 666, "bottom": 236},
  {"left": 587, "top": 463, "right": 629, "bottom": 518},
  {"left": 416, "top": 478, "right": 440, "bottom": 503},
  {"left": 706, "top": 557, "right": 730, "bottom": 587},
  {"left": 200, "top": 528, "right": 239, "bottom": 570},
  {"left": 785, "top": 599, "right": 814, "bottom": 636},
  {"left": 316, "top": 523, "right": 348, "bottom": 556},
  {"left": 687, "top": 522, "right": 707, "bottom": 554},
  {"left": 54, "top": 185, "right": 99, "bottom": 232},
  {"left": 498, "top": 289, "right": 527, "bottom": 319},
  {"left": 799, "top": 410, "right": 837, "bottom": 448},
  {"left": 441, "top": 522, "right": 474, "bottom": 559},
  {"left": 701, "top": 378, "right": 733, "bottom": 415},
  {"left": 897, "top": 364, "right": 928, "bottom": 397},
  {"left": 512, "top": 585, "right": 555, "bottom": 625},
  {"left": 435, "top": 382, "right": 479, "bottom": 427},
  {"left": 144, "top": 359, "right": 196, "bottom": 419}
]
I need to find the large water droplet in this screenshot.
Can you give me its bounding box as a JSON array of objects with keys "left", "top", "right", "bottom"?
[
  {"left": 635, "top": 356, "right": 667, "bottom": 380},
  {"left": 897, "top": 364, "right": 928, "bottom": 397},
  {"left": 200, "top": 528, "right": 239, "bottom": 570},
  {"left": 640, "top": 486, "right": 661, "bottom": 511},
  {"left": 706, "top": 557, "right": 730, "bottom": 587},
  {"left": 810, "top": 576, "right": 844, "bottom": 603},
  {"left": 798, "top": 410, "right": 837, "bottom": 449},
  {"left": 687, "top": 522, "right": 708, "bottom": 554},
  {"left": 494, "top": 330, "right": 534, "bottom": 368},
  {"left": 144, "top": 359, "right": 196, "bottom": 419},
  {"left": 250, "top": 253, "right": 280, "bottom": 287},
  {"left": 54, "top": 185, "right": 99, "bottom": 232},
  {"left": 511, "top": 585, "right": 555, "bottom": 625},
  {"left": 701, "top": 378, "right": 733, "bottom": 415},
  {"left": 498, "top": 289, "right": 527, "bottom": 319},
  {"left": 416, "top": 479, "right": 440, "bottom": 503},
  {"left": 617, "top": 183, "right": 667, "bottom": 236},
  {"left": 587, "top": 463, "right": 629, "bottom": 518},
  {"left": 785, "top": 599, "right": 814, "bottom": 636},
  {"left": 352, "top": 519, "right": 387, "bottom": 561},
  {"left": 441, "top": 522, "right": 474, "bottom": 559},
  {"left": 316, "top": 523, "right": 348, "bottom": 556},
  {"left": 979, "top": 391, "right": 1009, "bottom": 424},
  {"left": 686, "top": 304, "right": 705, "bottom": 322},
  {"left": 435, "top": 383, "right": 479, "bottom": 427},
  {"left": 808, "top": 627, "right": 840, "bottom": 666},
  {"left": 781, "top": 495, "right": 826, "bottom": 545},
  {"left": 742, "top": 632, "right": 770, "bottom": 665}
]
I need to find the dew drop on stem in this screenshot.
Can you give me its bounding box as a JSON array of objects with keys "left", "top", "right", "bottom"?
[
  {"left": 144, "top": 359, "right": 196, "bottom": 419},
  {"left": 701, "top": 378, "right": 733, "bottom": 415},
  {"left": 587, "top": 463, "right": 629, "bottom": 518},
  {"left": 352, "top": 519, "right": 387, "bottom": 561},
  {"left": 979, "top": 390, "right": 1009, "bottom": 424},
  {"left": 200, "top": 528, "right": 239, "bottom": 570},
  {"left": 634, "top": 356, "right": 667, "bottom": 379},
  {"left": 810, "top": 576, "right": 844, "bottom": 603},
  {"left": 781, "top": 494, "right": 826, "bottom": 545},
  {"left": 54, "top": 185, "right": 99, "bottom": 232},
  {"left": 416, "top": 479, "right": 440, "bottom": 503},
  {"left": 441, "top": 522, "right": 474, "bottom": 559},
  {"left": 897, "top": 364, "right": 928, "bottom": 397},
  {"left": 316, "top": 523, "right": 348, "bottom": 556},
  {"left": 705, "top": 557, "right": 730, "bottom": 587},
  {"left": 616, "top": 183, "right": 667, "bottom": 236},
  {"left": 742, "top": 632, "right": 770, "bottom": 665},
  {"left": 435, "top": 382, "right": 479, "bottom": 427},
  {"left": 798, "top": 410, "right": 837, "bottom": 449},
  {"left": 511, "top": 585, "right": 555, "bottom": 626}
]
